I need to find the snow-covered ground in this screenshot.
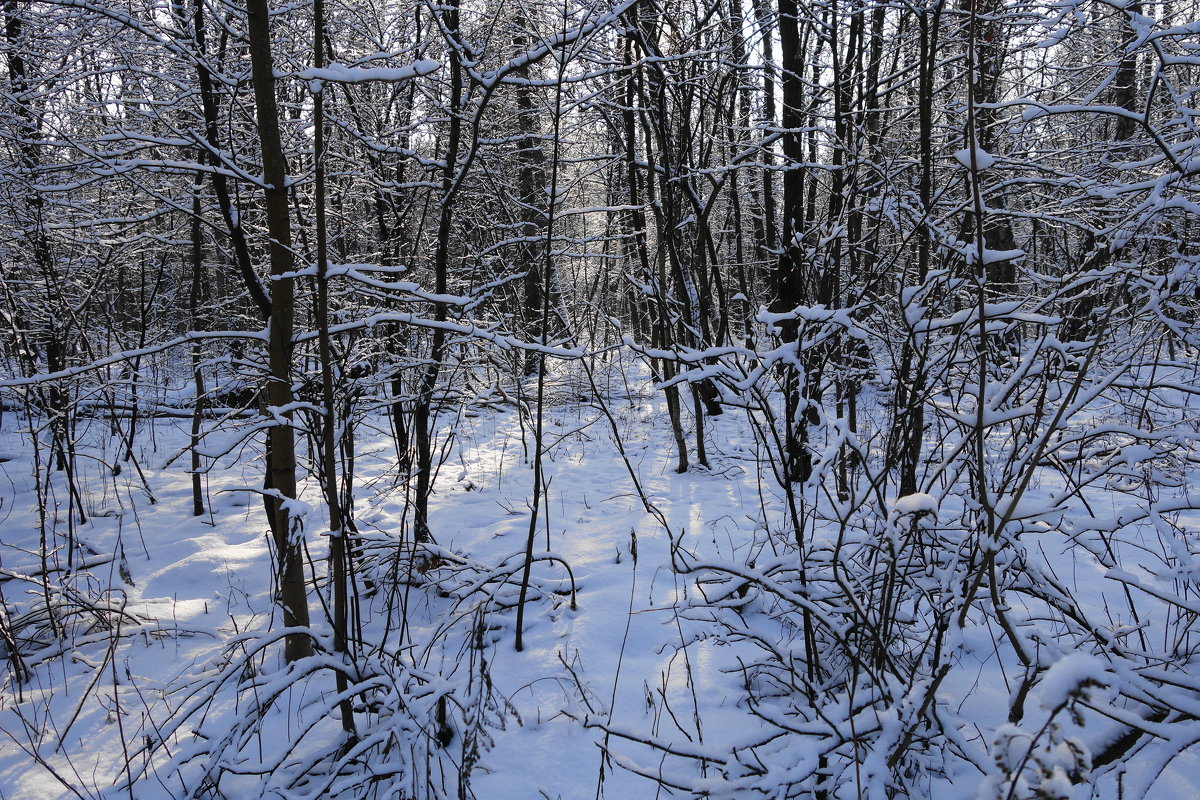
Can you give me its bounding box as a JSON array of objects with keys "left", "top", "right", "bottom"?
[{"left": 1, "top": 359, "right": 1198, "bottom": 799}]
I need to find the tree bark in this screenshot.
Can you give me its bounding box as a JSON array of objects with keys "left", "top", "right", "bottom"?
[{"left": 246, "top": 0, "right": 312, "bottom": 662}]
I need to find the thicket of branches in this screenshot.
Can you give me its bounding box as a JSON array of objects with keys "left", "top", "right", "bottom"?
[{"left": 2, "top": 0, "right": 1199, "bottom": 796}]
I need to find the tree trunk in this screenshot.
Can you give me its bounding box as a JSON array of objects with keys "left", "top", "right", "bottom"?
[
  {"left": 246, "top": 0, "right": 312, "bottom": 662},
  {"left": 413, "top": 0, "right": 464, "bottom": 544}
]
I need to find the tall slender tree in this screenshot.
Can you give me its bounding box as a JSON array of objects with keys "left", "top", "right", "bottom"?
[{"left": 246, "top": 0, "right": 312, "bottom": 661}]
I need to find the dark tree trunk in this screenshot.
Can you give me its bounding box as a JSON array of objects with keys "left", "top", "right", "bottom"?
[{"left": 246, "top": 0, "right": 313, "bottom": 662}]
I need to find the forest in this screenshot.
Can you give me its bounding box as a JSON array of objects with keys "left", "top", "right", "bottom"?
[{"left": 0, "top": 0, "right": 1198, "bottom": 796}]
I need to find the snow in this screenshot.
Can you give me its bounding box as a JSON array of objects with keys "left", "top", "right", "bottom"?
[
  {"left": 955, "top": 147, "right": 997, "bottom": 170},
  {"left": 894, "top": 492, "right": 938, "bottom": 515},
  {"left": 1034, "top": 653, "right": 1111, "bottom": 710},
  {"left": 0, "top": 355, "right": 1197, "bottom": 800},
  {"left": 981, "top": 247, "right": 1026, "bottom": 264},
  {"left": 296, "top": 58, "right": 441, "bottom": 86}
]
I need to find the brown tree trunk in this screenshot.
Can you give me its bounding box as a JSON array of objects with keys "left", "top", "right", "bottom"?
[
  {"left": 313, "top": 0, "right": 357, "bottom": 733},
  {"left": 246, "top": 0, "right": 312, "bottom": 662},
  {"left": 413, "top": 0, "right": 463, "bottom": 544}
]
